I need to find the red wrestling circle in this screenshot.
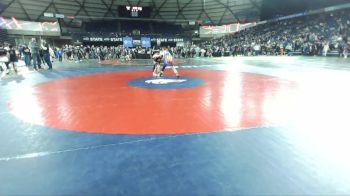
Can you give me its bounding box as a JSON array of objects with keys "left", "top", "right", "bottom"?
[{"left": 8, "top": 69, "right": 292, "bottom": 134}]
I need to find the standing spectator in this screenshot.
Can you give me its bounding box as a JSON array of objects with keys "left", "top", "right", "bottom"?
[
  {"left": 39, "top": 48, "right": 45, "bottom": 67},
  {"left": 8, "top": 45, "right": 18, "bottom": 73},
  {"left": 323, "top": 41, "right": 329, "bottom": 56},
  {"left": 29, "top": 38, "right": 41, "bottom": 70},
  {"left": 3, "top": 42, "right": 11, "bottom": 71},
  {"left": 41, "top": 40, "right": 53, "bottom": 70},
  {"left": 23, "top": 44, "right": 31, "bottom": 66},
  {"left": 57, "top": 48, "right": 63, "bottom": 62}
]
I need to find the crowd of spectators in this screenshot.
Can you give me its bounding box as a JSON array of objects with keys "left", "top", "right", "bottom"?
[
  {"left": 198, "top": 9, "right": 349, "bottom": 58},
  {"left": 1, "top": 8, "right": 349, "bottom": 76},
  {"left": 68, "top": 9, "right": 349, "bottom": 60},
  {"left": 58, "top": 45, "right": 151, "bottom": 63},
  {"left": 56, "top": 45, "right": 202, "bottom": 62},
  {"left": 0, "top": 38, "right": 53, "bottom": 76}
]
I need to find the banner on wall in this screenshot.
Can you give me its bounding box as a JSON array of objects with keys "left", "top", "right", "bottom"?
[
  {"left": 141, "top": 37, "right": 151, "bottom": 48},
  {"left": 123, "top": 36, "right": 133, "bottom": 48},
  {"left": 200, "top": 23, "right": 240, "bottom": 37},
  {"left": 82, "top": 36, "right": 185, "bottom": 43},
  {"left": 0, "top": 17, "right": 60, "bottom": 36}
]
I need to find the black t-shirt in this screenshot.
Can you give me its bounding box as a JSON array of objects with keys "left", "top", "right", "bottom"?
[
  {"left": 23, "top": 47, "right": 30, "bottom": 55},
  {"left": 43, "top": 44, "right": 50, "bottom": 55},
  {"left": 9, "top": 49, "right": 17, "bottom": 61},
  {"left": 67, "top": 49, "right": 72, "bottom": 56},
  {"left": 39, "top": 49, "right": 44, "bottom": 57},
  {"left": 0, "top": 47, "right": 7, "bottom": 56}
]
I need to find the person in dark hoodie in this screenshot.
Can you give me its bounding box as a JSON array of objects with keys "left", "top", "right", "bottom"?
[
  {"left": 41, "top": 40, "right": 53, "bottom": 70},
  {"left": 8, "top": 45, "right": 18, "bottom": 73}
]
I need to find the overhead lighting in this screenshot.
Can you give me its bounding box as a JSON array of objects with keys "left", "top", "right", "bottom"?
[{"left": 11, "top": 16, "right": 21, "bottom": 28}]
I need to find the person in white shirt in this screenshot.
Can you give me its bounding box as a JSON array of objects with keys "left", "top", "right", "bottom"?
[{"left": 323, "top": 42, "right": 329, "bottom": 57}]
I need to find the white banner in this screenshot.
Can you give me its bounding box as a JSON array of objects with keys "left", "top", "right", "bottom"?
[{"left": 0, "top": 17, "right": 60, "bottom": 35}]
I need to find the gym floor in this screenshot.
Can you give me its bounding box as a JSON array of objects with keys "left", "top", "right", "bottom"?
[{"left": 0, "top": 56, "right": 350, "bottom": 195}]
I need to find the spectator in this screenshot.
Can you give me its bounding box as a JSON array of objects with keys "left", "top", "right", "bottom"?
[{"left": 29, "top": 38, "right": 41, "bottom": 70}]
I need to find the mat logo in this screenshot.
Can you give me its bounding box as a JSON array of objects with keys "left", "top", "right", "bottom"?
[
  {"left": 129, "top": 76, "right": 204, "bottom": 89},
  {"left": 145, "top": 79, "right": 187, "bottom": 84}
]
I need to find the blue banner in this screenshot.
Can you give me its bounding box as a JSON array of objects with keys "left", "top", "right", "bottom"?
[
  {"left": 123, "top": 36, "right": 133, "bottom": 48},
  {"left": 141, "top": 37, "right": 151, "bottom": 48}
]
